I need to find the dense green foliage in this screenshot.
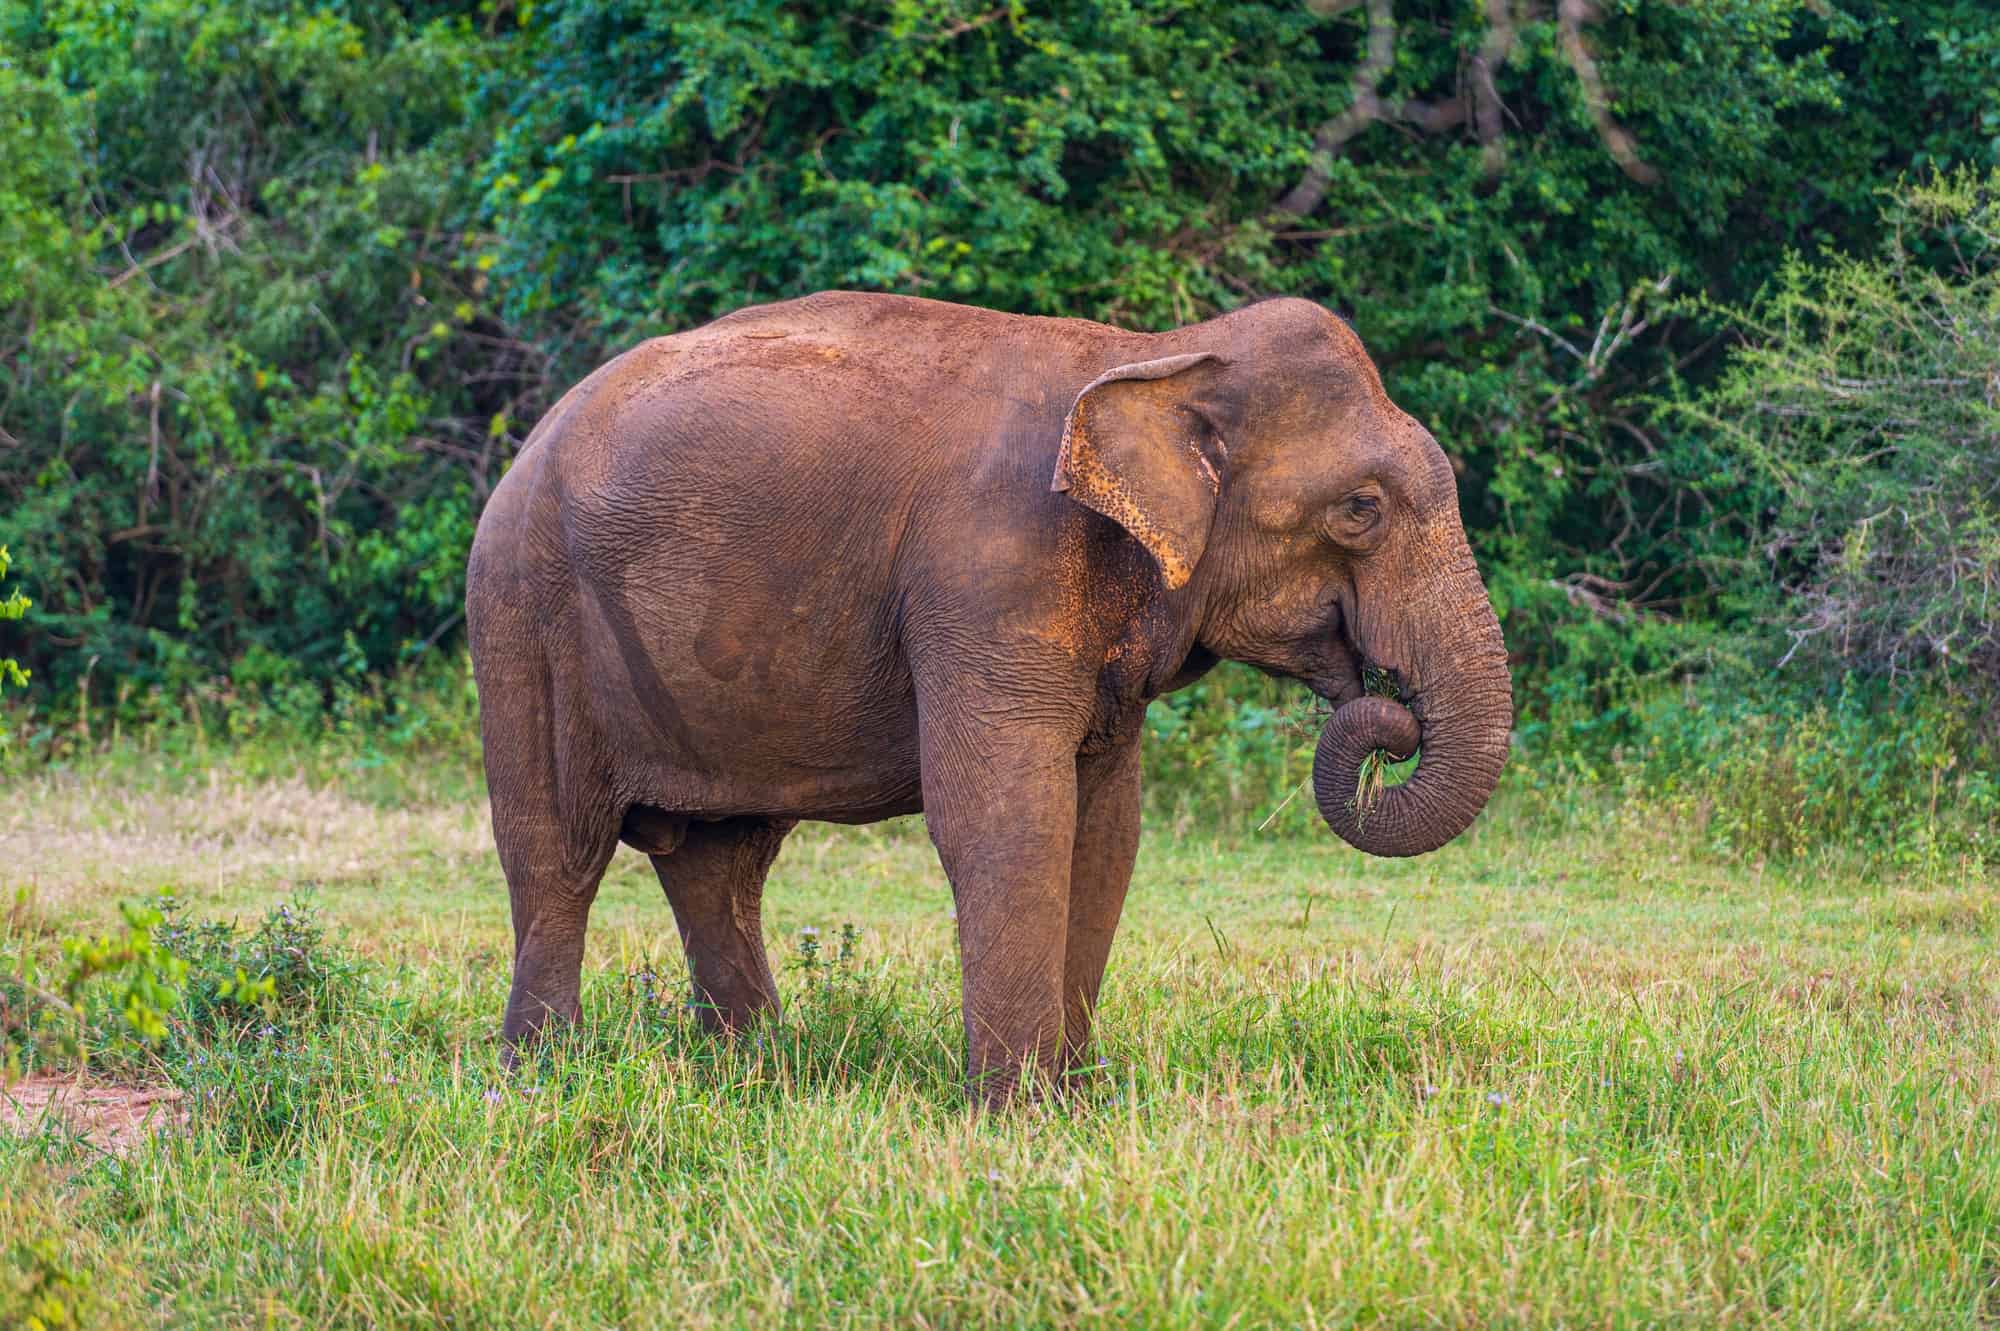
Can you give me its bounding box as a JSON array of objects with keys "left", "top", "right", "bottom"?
[
  {"left": 2, "top": 0, "right": 1997, "bottom": 862},
  {"left": 1, "top": 2, "right": 505, "bottom": 693},
  {"left": 1528, "top": 175, "right": 2000, "bottom": 870}
]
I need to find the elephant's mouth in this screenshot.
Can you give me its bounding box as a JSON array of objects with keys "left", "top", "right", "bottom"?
[{"left": 1298, "top": 611, "right": 1368, "bottom": 710}]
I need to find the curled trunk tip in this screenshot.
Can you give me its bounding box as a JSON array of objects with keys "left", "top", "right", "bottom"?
[{"left": 1312, "top": 692, "right": 1507, "bottom": 858}]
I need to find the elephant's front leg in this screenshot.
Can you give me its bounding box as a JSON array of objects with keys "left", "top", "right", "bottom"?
[
  {"left": 1062, "top": 738, "right": 1141, "bottom": 1078},
  {"left": 920, "top": 715, "right": 1080, "bottom": 1108}
]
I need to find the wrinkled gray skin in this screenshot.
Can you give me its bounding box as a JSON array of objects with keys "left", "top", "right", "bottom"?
[{"left": 466, "top": 292, "right": 1511, "bottom": 1105}]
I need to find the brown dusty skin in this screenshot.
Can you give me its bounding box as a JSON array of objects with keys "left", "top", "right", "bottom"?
[{"left": 466, "top": 290, "right": 1511, "bottom": 1104}]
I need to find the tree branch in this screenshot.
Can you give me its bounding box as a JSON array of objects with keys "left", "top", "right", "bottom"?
[
  {"left": 1557, "top": 0, "right": 1659, "bottom": 185},
  {"left": 1275, "top": 0, "right": 1398, "bottom": 218},
  {"left": 1279, "top": 0, "right": 1530, "bottom": 218},
  {"left": 1471, "top": 0, "right": 1518, "bottom": 175}
]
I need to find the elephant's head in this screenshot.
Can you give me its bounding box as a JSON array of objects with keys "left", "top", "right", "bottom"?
[{"left": 1053, "top": 299, "right": 1512, "bottom": 856}]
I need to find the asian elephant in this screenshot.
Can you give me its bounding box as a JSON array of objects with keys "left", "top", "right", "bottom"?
[{"left": 466, "top": 292, "right": 1511, "bottom": 1104}]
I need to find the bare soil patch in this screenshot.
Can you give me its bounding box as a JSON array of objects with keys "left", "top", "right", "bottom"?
[{"left": 1, "top": 1074, "right": 185, "bottom": 1154}]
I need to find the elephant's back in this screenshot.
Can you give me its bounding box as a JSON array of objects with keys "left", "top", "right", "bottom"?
[
  {"left": 542, "top": 295, "right": 948, "bottom": 499},
  {"left": 477, "top": 294, "right": 1143, "bottom": 599},
  {"left": 536, "top": 294, "right": 1115, "bottom": 564},
  {"left": 550, "top": 291, "right": 1132, "bottom": 473}
]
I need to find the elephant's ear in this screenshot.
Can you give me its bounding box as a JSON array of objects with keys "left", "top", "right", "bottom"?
[{"left": 1051, "top": 352, "right": 1229, "bottom": 590}]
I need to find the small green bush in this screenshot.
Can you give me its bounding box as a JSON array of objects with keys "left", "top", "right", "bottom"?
[
  {"left": 0, "top": 545, "right": 27, "bottom": 748},
  {"left": 151, "top": 893, "right": 373, "bottom": 1154},
  {"left": 154, "top": 890, "right": 366, "bottom": 1046},
  {"left": 1673, "top": 169, "right": 2000, "bottom": 694},
  {"left": 1519, "top": 669, "right": 1998, "bottom": 870},
  {"left": 2, "top": 889, "right": 366, "bottom": 1095},
  {"left": 0, "top": 1234, "right": 106, "bottom": 1331},
  {"left": 2, "top": 896, "right": 190, "bottom": 1079}
]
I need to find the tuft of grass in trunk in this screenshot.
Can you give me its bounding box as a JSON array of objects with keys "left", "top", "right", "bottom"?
[{"left": 1349, "top": 665, "right": 1418, "bottom": 827}]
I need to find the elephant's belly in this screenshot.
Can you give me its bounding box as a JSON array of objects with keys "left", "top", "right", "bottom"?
[
  {"left": 573, "top": 611, "right": 923, "bottom": 823},
  {"left": 563, "top": 520, "right": 926, "bottom": 822},
  {"left": 616, "top": 726, "right": 925, "bottom": 825}
]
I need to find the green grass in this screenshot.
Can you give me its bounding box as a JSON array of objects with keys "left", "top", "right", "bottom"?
[{"left": 3, "top": 752, "right": 1997, "bottom": 1328}]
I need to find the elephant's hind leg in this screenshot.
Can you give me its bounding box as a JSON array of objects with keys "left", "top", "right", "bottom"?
[
  {"left": 651, "top": 817, "right": 794, "bottom": 1033},
  {"left": 477, "top": 631, "right": 620, "bottom": 1053}
]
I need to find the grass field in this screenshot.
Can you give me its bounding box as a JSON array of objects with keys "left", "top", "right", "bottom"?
[{"left": 3, "top": 753, "right": 1997, "bottom": 1328}]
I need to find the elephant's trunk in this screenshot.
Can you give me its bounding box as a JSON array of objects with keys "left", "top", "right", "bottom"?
[{"left": 1312, "top": 556, "right": 1512, "bottom": 857}]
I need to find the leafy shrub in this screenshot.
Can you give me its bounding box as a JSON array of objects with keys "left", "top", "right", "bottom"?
[
  {"left": 149, "top": 893, "right": 371, "bottom": 1153},
  {"left": 154, "top": 890, "right": 366, "bottom": 1045},
  {"left": 1, "top": 889, "right": 366, "bottom": 1095},
  {"left": 1504, "top": 170, "right": 2000, "bottom": 869},
  {"left": 1674, "top": 170, "right": 2000, "bottom": 694},
  {"left": 2, "top": 896, "right": 190, "bottom": 1078},
  {"left": 0, "top": 1234, "right": 106, "bottom": 1331}
]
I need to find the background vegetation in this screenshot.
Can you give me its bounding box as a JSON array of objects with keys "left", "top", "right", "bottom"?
[{"left": 2, "top": 0, "right": 1997, "bottom": 861}]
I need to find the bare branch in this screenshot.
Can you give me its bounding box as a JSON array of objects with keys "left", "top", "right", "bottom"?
[
  {"left": 1471, "top": 0, "right": 1517, "bottom": 175},
  {"left": 106, "top": 218, "right": 239, "bottom": 288},
  {"left": 1279, "top": 0, "right": 1531, "bottom": 217},
  {"left": 1553, "top": 576, "right": 1631, "bottom": 623},
  {"left": 1275, "top": 0, "right": 1397, "bottom": 218},
  {"left": 931, "top": 7, "right": 1007, "bottom": 40},
  {"left": 1489, "top": 305, "right": 1586, "bottom": 361},
  {"left": 1557, "top": 0, "right": 1659, "bottom": 185}
]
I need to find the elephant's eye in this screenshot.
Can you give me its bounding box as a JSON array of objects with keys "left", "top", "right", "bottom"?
[{"left": 1328, "top": 491, "right": 1384, "bottom": 545}]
